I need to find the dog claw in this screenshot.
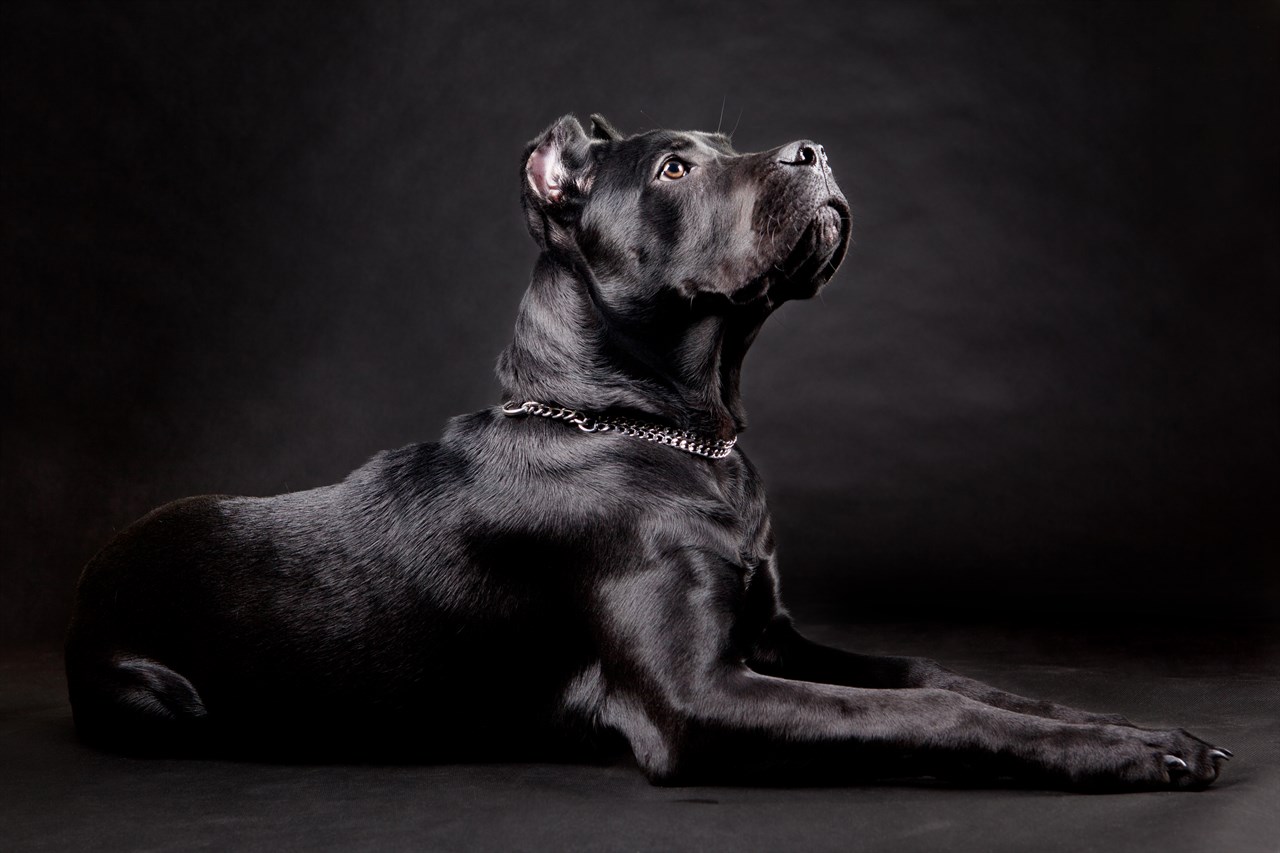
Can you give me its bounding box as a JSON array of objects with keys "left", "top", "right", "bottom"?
[
  {"left": 1164, "top": 755, "right": 1188, "bottom": 770},
  {"left": 1209, "top": 748, "right": 1232, "bottom": 760}
]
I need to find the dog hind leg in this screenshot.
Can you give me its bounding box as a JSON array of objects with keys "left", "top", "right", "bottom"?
[{"left": 69, "top": 654, "right": 209, "bottom": 754}]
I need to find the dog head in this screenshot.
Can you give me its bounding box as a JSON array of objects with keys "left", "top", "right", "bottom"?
[{"left": 521, "top": 114, "right": 851, "bottom": 310}]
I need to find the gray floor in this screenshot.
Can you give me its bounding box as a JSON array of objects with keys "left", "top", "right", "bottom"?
[{"left": 3, "top": 623, "right": 1278, "bottom": 853}]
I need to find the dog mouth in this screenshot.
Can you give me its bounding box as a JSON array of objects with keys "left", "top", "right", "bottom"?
[
  {"left": 729, "top": 199, "right": 851, "bottom": 306},
  {"left": 773, "top": 202, "right": 851, "bottom": 297}
]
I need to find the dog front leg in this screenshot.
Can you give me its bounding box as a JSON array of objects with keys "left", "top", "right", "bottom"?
[
  {"left": 603, "top": 666, "right": 1225, "bottom": 790},
  {"left": 595, "top": 558, "right": 1226, "bottom": 790},
  {"left": 751, "top": 616, "right": 1135, "bottom": 726}
]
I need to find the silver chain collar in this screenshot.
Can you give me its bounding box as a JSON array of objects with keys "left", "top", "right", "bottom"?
[{"left": 501, "top": 400, "right": 737, "bottom": 460}]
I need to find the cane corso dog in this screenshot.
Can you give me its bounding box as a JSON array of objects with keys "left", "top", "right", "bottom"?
[{"left": 66, "top": 114, "right": 1230, "bottom": 789}]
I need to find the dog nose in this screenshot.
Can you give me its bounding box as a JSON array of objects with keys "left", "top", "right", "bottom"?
[{"left": 779, "top": 141, "right": 829, "bottom": 171}]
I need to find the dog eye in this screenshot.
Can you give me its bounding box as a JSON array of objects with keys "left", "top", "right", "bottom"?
[{"left": 659, "top": 158, "right": 689, "bottom": 180}]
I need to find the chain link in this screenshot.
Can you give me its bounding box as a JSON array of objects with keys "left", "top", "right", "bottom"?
[{"left": 501, "top": 400, "right": 737, "bottom": 460}]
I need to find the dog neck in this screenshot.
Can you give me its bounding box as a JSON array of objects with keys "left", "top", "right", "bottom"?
[{"left": 497, "top": 255, "right": 770, "bottom": 441}]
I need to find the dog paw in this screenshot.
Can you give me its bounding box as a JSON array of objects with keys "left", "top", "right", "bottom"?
[
  {"left": 1036, "top": 724, "right": 1232, "bottom": 791},
  {"left": 1103, "top": 727, "right": 1232, "bottom": 790}
]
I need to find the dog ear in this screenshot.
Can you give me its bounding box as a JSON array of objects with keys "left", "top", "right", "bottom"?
[
  {"left": 523, "top": 115, "right": 593, "bottom": 208},
  {"left": 522, "top": 115, "right": 598, "bottom": 252},
  {"left": 589, "top": 114, "right": 623, "bottom": 141}
]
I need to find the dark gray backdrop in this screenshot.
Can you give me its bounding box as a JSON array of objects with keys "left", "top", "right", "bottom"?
[{"left": 3, "top": 0, "right": 1277, "bottom": 645}]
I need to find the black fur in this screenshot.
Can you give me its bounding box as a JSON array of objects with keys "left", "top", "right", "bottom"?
[{"left": 66, "top": 115, "right": 1229, "bottom": 789}]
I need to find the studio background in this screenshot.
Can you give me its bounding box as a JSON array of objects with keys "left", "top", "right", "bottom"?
[{"left": 3, "top": 0, "right": 1277, "bottom": 646}]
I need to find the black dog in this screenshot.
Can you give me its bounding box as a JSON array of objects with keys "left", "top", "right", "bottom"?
[{"left": 66, "top": 114, "right": 1230, "bottom": 789}]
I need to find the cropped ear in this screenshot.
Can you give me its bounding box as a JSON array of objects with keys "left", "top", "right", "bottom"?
[
  {"left": 523, "top": 115, "right": 593, "bottom": 208},
  {"left": 522, "top": 115, "right": 597, "bottom": 252},
  {"left": 589, "top": 113, "right": 623, "bottom": 141}
]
